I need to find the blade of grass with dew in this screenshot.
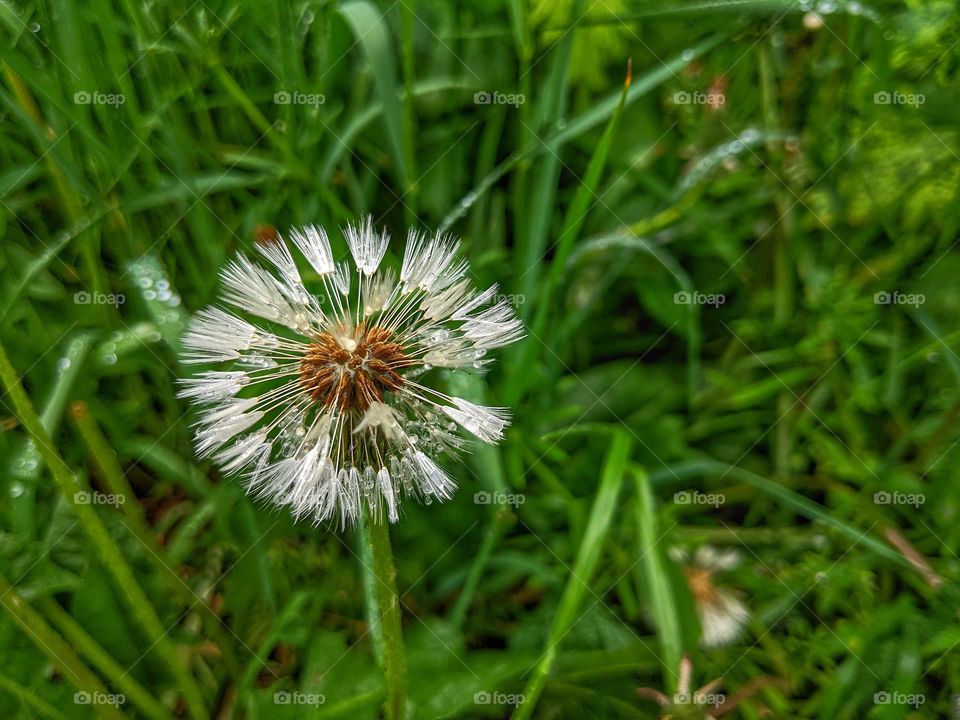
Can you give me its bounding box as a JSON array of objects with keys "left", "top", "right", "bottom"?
[
  {"left": 9, "top": 332, "right": 96, "bottom": 535},
  {"left": 512, "top": 430, "right": 632, "bottom": 720},
  {"left": 126, "top": 254, "right": 186, "bottom": 352},
  {"left": 633, "top": 466, "right": 683, "bottom": 692},
  {"left": 0, "top": 224, "right": 76, "bottom": 324},
  {"left": 570, "top": 0, "right": 880, "bottom": 25},
  {"left": 0, "top": 342, "right": 209, "bottom": 719}
]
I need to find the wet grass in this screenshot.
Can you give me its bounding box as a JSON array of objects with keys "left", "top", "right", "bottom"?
[{"left": 2, "top": 0, "right": 960, "bottom": 718}]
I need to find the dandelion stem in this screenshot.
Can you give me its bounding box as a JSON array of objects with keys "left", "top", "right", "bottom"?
[{"left": 366, "top": 513, "right": 407, "bottom": 720}]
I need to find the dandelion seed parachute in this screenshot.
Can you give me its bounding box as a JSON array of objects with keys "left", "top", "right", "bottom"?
[
  {"left": 179, "top": 218, "right": 522, "bottom": 528},
  {"left": 671, "top": 546, "right": 751, "bottom": 648}
]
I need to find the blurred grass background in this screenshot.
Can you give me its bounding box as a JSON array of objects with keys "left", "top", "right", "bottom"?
[{"left": 2, "top": 0, "right": 960, "bottom": 718}]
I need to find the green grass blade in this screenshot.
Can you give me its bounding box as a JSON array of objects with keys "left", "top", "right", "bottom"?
[
  {"left": 0, "top": 342, "right": 209, "bottom": 719},
  {"left": 0, "top": 573, "right": 125, "bottom": 720},
  {"left": 512, "top": 430, "right": 632, "bottom": 720},
  {"left": 634, "top": 466, "right": 683, "bottom": 691}
]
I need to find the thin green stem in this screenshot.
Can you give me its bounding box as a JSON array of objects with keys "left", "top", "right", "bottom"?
[{"left": 366, "top": 514, "right": 407, "bottom": 720}]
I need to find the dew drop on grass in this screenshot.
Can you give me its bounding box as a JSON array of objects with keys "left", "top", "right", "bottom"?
[
  {"left": 460, "top": 190, "right": 478, "bottom": 211},
  {"left": 681, "top": 48, "right": 694, "bottom": 61},
  {"left": 29, "top": 22, "right": 39, "bottom": 32}
]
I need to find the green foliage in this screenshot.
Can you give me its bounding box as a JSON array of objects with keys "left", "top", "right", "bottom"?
[{"left": 1, "top": 0, "right": 959, "bottom": 718}]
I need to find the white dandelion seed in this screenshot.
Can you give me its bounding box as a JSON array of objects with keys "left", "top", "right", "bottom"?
[
  {"left": 179, "top": 217, "right": 523, "bottom": 528},
  {"left": 670, "top": 546, "right": 751, "bottom": 648}
]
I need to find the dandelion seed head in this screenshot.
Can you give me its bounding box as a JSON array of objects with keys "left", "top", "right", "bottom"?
[{"left": 179, "top": 217, "right": 522, "bottom": 528}]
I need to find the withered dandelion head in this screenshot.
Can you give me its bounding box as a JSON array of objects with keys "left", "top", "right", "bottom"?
[{"left": 179, "top": 217, "right": 523, "bottom": 528}]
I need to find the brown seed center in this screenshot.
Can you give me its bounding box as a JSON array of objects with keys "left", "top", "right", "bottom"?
[{"left": 300, "top": 325, "right": 408, "bottom": 412}]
